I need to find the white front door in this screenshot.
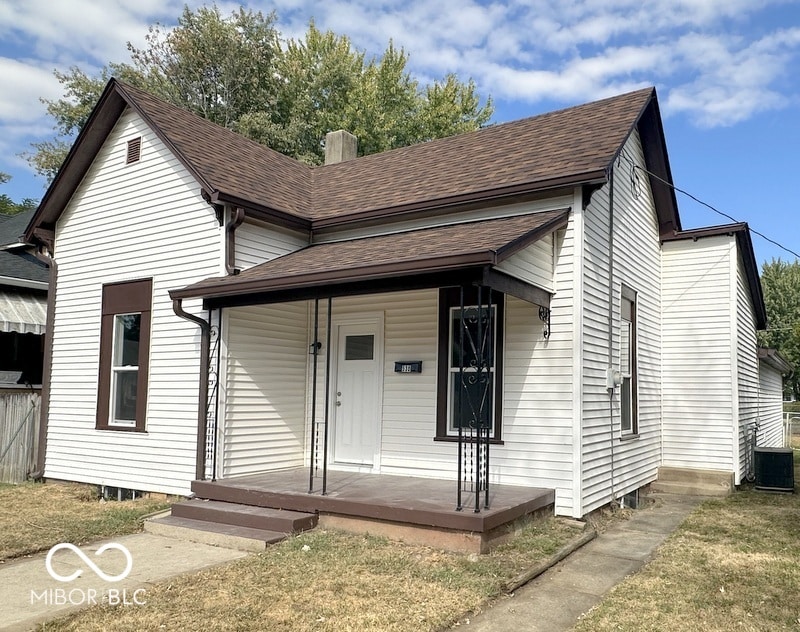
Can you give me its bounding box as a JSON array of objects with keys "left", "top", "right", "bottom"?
[{"left": 333, "top": 322, "right": 382, "bottom": 467}]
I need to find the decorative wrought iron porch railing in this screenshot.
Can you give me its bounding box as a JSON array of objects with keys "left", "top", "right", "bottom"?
[
  {"left": 455, "top": 285, "right": 493, "bottom": 513},
  {"left": 205, "top": 309, "right": 221, "bottom": 481}
]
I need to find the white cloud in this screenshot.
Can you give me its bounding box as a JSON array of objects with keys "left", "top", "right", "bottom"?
[
  {"left": 664, "top": 28, "right": 800, "bottom": 125},
  {"left": 0, "top": 57, "right": 62, "bottom": 124},
  {"left": 249, "top": 0, "right": 800, "bottom": 126},
  {"left": 0, "top": 0, "right": 798, "bottom": 147}
]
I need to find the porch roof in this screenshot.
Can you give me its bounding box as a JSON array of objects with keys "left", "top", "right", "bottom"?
[{"left": 171, "top": 208, "right": 569, "bottom": 308}]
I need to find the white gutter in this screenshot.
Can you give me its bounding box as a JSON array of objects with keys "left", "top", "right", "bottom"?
[{"left": 0, "top": 276, "right": 48, "bottom": 290}]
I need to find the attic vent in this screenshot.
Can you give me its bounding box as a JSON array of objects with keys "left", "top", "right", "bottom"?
[{"left": 126, "top": 137, "right": 142, "bottom": 164}]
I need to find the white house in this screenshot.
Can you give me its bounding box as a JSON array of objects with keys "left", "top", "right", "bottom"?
[{"left": 25, "top": 80, "right": 788, "bottom": 535}]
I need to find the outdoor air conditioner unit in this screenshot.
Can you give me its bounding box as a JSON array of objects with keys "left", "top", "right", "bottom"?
[{"left": 754, "top": 447, "right": 795, "bottom": 492}]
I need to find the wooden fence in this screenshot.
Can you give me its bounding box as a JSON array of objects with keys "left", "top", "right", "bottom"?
[{"left": 0, "top": 386, "right": 41, "bottom": 483}]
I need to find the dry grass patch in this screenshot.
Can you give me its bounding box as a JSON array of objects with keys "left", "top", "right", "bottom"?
[
  {"left": 37, "top": 517, "right": 584, "bottom": 632},
  {"left": 574, "top": 456, "right": 800, "bottom": 632},
  {"left": 0, "top": 481, "right": 171, "bottom": 560}
]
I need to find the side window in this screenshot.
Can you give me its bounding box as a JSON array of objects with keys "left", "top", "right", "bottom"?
[
  {"left": 620, "top": 286, "right": 638, "bottom": 435},
  {"left": 437, "top": 287, "right": 504, "bottom": 440},
  {"left": 96, "top": 279, "right": 152, "bottom": 431}
]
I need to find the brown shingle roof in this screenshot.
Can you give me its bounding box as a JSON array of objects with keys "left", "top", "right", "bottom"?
[
  {"left": 120, "top": 83, "right": 651, "bottom": 226},
  {"left": 312, "top": 88, "right": 653, "bottom": 223},
  {"left": 172, "top": 208, "right": 569, "bottom": 301},
  {"left": 27, "top": 79, "right": 663, "bottom": 240}
]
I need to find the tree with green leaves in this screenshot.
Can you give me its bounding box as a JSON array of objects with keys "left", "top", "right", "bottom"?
[
  {"left": 26, "top": 4, "right": 492, "bottom": 182},
  {"left": 0, "top": 172, "right": 38, "bottom": 216},
  {"left": 759, "top": 258, "right": 800, "bottom": 399}
]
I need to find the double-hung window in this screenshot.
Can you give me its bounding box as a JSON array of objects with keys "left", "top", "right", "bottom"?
[
  {"left": 437, "top": 287, "right": 503, "bottom": 440},
  {"left": 96, "top": 279, "right": 152, "bottom": 431},
  {"left": 620, "top": 286, "right": 638, "bottom": 436}
]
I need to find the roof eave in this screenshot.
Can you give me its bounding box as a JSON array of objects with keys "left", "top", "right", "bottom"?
[
  {"left": 311, "top": 172, "right": 603, "bottom": 230},
  {"left": 758, "top": 348, "right": 793, "bottom": 374},
  {"left": 209, "top": 191, "right": 312, "bottom": 231},
  {"left": 494, "top": 208, "right": 571, "bottom": 260},
  {"left": 170, "top": 251, "right": 495, "bottom": 302},
  {"left": 609, "top": 88, "right": 681, "bottom": 237},
  {"left": 758, "top": 347, "right": 794, "bottom": 375},
  {"left": 24, "top": 80, "right": 128, "bottom": 244}
]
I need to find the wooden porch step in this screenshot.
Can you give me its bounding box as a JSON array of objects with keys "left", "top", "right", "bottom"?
[
  {"left": 145, "top": 515, "right": 287, "bottom": 552},
  {"left": 172, "top": 499, "right": 318, "bottom": 533}
]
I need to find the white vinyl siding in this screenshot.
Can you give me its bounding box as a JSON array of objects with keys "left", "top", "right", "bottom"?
[
  {"left": 235, "top": 219, "right": 308, "bottom": 270},
  {"left": 503, "top": 292, "right": 575, "bottom": 514},
  {"left": 661, "top": 235, "right": 735, "bottom": 472},
  {"left": 735, "top": 254, "right": 760, "bottom": 482},
  {"left": 44, "top": 107, "right": 222, "bottom": 496},
  {"left": 496, "top": 234, "right": 554, "bottom": 291},
  {"left": 580, "top": 130, "right": 662, "bottom": 515},
  {"left": 758, "top": 362, "right": 786, "bottom": 448},
  {"left": 222, "top": 303, "right": 308, "bottom": 477}
]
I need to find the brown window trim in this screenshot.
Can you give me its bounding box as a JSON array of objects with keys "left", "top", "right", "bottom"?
[
  {"left": 620, "top": 285, "right": 638, "bottom": 436},
  {"left": 436, "top": 286, "right": 504, "bottom": 441},
  {"left": 96, "top": 279, "right": 153, "bottom": 432}
]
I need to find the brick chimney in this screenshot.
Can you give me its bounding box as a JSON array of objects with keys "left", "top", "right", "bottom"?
[{"left": 324, "top": 130, "right": 358, "bottom": 165}]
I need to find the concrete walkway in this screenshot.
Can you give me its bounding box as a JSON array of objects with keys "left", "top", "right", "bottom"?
[
  {"left": 0, "top": 532, "right": 247, "bottom": 632},
  {"left": 461, "top": 494, "right": 704, "bottom": 631}
]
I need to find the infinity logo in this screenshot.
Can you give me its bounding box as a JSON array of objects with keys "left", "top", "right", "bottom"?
[{"left": 45, "top": 543, "right": 133, "bottom": 583}]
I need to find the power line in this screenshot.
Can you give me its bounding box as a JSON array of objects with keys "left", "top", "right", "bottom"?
[{"left": 617, "top": 151, "right": 800, "bottom": 260}]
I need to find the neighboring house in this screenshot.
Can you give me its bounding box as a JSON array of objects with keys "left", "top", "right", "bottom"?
[
  {"left": 0, "top": 208, "right": 48, "bottom": 384},
  {"left": 23, "top": 79, "right": 787, "bottom": 521},
  {"left": 758, "top": 347, "right": 793, "bottom": 442},
  {"left": 0, "top": 208, "right": 47, "bottom": 484}
]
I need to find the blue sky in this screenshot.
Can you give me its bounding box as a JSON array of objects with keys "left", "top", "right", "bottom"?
[{"left": 0, "top": 0, "right": 798, "bottom": 265}]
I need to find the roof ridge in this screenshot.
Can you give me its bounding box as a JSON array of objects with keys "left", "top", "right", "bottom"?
[{"left": 314, "top": 86, "right": 656, "bottom": 173}]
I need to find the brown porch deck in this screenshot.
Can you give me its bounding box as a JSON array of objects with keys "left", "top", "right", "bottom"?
[{"left": 192, "top": 469, "right": 554, "bottom": 534}]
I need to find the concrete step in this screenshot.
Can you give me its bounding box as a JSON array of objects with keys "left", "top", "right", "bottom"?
[
  {"left": 172, "top": 500, "right": 317, "bottom": 533},
  {"left": 657, "top": 466, "right": 733, "bottom": 488},
  {"left": 145, "top": 515, "right": 288, "bottom": 552},
  {"left": 649, "top": 480, "right": 731, "bottom": 497}
]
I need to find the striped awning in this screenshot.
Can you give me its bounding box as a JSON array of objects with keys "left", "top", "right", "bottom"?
[{"left": 0, "top": 289, "right": 47, "bottom": 335}]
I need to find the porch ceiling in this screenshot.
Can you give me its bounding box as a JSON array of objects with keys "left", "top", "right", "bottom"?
[{"left": 170, "top": 208, "right": 569, "bottom": 309}]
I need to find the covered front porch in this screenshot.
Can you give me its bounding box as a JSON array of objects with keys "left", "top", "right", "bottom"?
[{"left": 170, "top": 208, "right": 570, "bottom": 528}]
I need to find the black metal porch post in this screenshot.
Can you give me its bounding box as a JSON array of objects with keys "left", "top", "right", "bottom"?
[
  {"left": 211, "top": 308, "right": 223, "bottom": 481},
  {"left": 484, "top": 288, "right": 492, "bottom": 509},
  {"left": 308, "top": 298, "right": 320, "bottom": 493},
  {"left": 475, "top": 285, "right": 483, "bottom": 513},
  {"left": 322, "top": 297, "right": 333, "bottom": 495},
  {"left": 456, "top": 285, "right": 465, "bottom": 511}
]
